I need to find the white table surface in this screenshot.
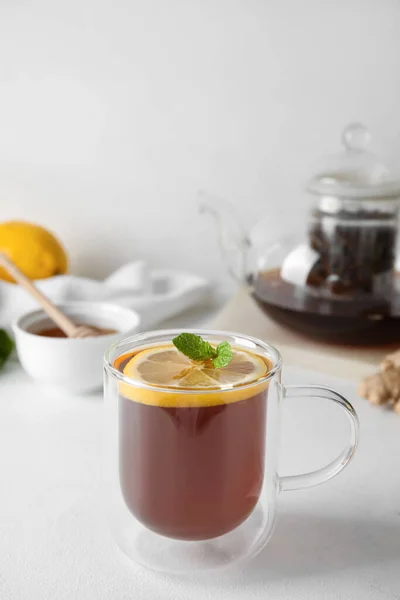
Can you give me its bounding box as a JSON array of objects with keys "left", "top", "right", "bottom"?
[{"left": 1, "top": 316, "right": 400, "bottom": 599}]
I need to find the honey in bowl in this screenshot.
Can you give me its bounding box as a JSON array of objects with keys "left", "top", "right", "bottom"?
[
  {"left": 32, "top": 325, "right": 117, "bottom": 337},
  {"left": 115, "top": 343, "right": 271, "bottom": 541}
]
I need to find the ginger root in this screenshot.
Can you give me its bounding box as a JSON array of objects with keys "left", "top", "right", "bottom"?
[{"left": 358, "top": 350, "right": 400, "bottom": 414}]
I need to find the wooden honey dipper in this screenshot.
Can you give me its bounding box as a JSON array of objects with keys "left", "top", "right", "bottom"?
[{"left": 0, "top": 253, "right": 105, "bottom": 339}]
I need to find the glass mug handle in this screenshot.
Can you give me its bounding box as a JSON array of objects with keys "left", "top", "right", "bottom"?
[{"left": 279, "top": 384, "right": 359, "bottom": 492}]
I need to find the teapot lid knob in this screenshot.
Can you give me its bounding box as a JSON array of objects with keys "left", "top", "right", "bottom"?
[{"left": 342, "top": 122, "right": 371, "bottom": 152}]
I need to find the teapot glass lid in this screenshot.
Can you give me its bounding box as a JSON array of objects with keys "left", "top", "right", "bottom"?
[{"left": 307, "top": 123, "right": 400, "bottom": 199}]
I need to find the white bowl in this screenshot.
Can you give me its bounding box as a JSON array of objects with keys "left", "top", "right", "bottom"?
[{"left": 12, "top": 302, "right": 140, "bottom": 394}]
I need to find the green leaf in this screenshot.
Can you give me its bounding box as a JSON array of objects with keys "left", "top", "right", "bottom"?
[
  {"left": 172, "top": 333, "right": 217, "bottom": 361},
  {"left": 172, "top": 333, "right": 234, "bottom": 369},
  {"left": 212, "top": 341, "right": 234, "bottom": 369},
  {"left": 0, "top": 329, "right": 13, "bottom": 370}
]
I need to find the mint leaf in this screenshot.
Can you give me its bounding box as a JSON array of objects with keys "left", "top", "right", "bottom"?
[
  {"left": 173, "top": 333, "right": 217, "bottom": 361},
  {"left": 212, "top": 341, "right": 234, "bottom": 369},
  {"left": 172, "top": 333, "right": 234, "bottom": 369},
  {"left": 0, "top": 329, "right": 13, "bottom": 370}
]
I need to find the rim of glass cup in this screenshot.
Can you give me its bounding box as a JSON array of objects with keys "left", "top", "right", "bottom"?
[{"left": 104, "top": 329, "right": 282, "bottom": 394}]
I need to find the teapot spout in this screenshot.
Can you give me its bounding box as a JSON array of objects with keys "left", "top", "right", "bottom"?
[{"left": 198, "top": 190, "right": 251, "bottom": 282}]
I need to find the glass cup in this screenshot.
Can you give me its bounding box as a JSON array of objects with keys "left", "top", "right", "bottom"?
[{"left": 104, "top": 330, "right": 359, "bottom": 573}]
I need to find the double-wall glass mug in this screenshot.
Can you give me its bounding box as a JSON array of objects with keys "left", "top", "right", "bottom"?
[{"left": 104, "top": 330, "right": 359, "bottom": 573}]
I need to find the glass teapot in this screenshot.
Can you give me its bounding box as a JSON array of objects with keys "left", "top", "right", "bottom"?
[{"left": 201, "top": 123, "right": 400, "bottom": 346}]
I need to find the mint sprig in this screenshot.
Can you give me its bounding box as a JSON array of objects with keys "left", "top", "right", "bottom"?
[
  {"left": 0, "top": 329, "right": 13, "bottom": 371},
  {"left": 212, "top": 341, "right": 234, "bottom": 369},
  {"left": 172, "top": 333, "right": 233, "bottom": 369}
]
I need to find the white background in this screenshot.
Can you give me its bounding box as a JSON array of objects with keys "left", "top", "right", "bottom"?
[{"left": 1, "top": 0, "right": 400, "bottom": 289}]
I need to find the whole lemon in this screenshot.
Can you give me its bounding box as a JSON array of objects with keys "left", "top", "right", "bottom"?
[{"left": 0, "top": 221, "right": 68, "bottom": 283}]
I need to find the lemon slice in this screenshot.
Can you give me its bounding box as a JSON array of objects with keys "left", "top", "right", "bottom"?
[{"left": 119, "top": 344, "right": 270, "bottom": 407}]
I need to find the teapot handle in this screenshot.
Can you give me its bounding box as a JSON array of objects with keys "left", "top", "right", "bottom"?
[{"left": 198, "top": 190, "right": 251, "bottom": 282}]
